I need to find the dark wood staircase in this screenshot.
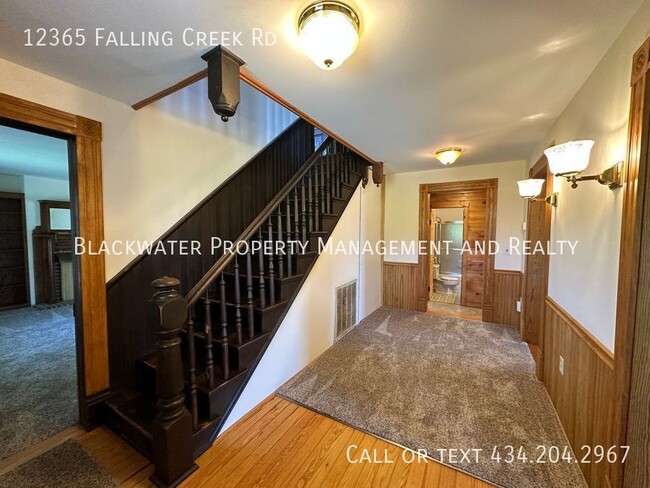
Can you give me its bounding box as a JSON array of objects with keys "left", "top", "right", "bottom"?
[{"left": 102, "top": 135, "right": 370, "bottom": 487}]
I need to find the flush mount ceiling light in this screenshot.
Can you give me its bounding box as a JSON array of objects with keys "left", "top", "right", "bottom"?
[
  {"left": 517, "top": 178, "right": 558, "bottom": 207},
  {"left": 434, "top": 147, "right": 463, "bottom": 165},
  {"left": 298, "top": 1, "right": 360, "bottom": 70},
  {"left": 544, "top": 140, "right": 622, "bottom": 190}
]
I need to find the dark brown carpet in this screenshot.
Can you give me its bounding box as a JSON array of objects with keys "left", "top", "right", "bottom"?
[
  {"left": 278, "top": 307, "right": 585, "bottom": 488},
  {"left": 0, "top": 440, "right": 117, "bottom": 488}
]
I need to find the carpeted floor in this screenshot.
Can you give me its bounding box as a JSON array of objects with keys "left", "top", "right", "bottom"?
[
  {"left": 278, "top": 307, "right": 585, "bottom": 488},
  {"left": 0, "top": 306, "right": 78, "bottom": 460},
  {"left": 0, "top": 440, "right": 117, "bottom": 488}
]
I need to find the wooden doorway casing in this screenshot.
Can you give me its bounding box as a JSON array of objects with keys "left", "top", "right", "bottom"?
[
  {"left": 0, "top": 93, "right": 109, "bottom": 429},
  {"left": 418, "top": 179, "right": 498, "bottom": 321},
  {"left": 521, "top": 156, "right": 553, "bottom": 364},
  {"left": 610, "top": 37, "right": 650, "bottom": 488}
]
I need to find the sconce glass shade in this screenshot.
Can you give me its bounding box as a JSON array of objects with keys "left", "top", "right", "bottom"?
[
  {"left": 298, "top": 1, "right": 360, "bottom": 70},
  {"left": 544, "top": 140, "right": 594, "bottom": 176},
  {"left": 434, "top": 147, "right": 463, "bottom": 165},
  {"left": 517, "top": 178, "right": 545, "bottom": 198}
]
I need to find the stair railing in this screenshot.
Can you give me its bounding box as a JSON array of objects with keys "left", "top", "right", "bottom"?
[{"left": 147, "top": 135, "right": 366, "bottom": 487}]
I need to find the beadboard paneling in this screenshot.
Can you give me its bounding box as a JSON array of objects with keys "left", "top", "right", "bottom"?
[
  {"left": 382, "top": 262, "right": 419, "bottom": 311},
  {"left": 543, "top": 297, "right": 614, "bottom": 488},
  {"left": 493, "top": 270, "right": 522, "bottom": 327}
]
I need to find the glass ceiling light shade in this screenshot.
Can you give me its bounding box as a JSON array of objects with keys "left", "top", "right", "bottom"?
[
  {"left": 544, "top": 140, "right": 594, "bottom": 176},
  {"left": 517, "top": 178, "right": 545, "bottom": 198},
  {"left": 298, "top": 1, "right": 360, "bottom": 70},
  {"left": 434, "top": 147, "right": 463, "bottom": 165}
]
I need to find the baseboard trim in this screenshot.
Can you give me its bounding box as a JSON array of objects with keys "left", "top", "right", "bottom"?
[
  {"left": 545, "top": 296, "right": 614, "bottom": 370},
  {"left": 84, "top": 388, "right": 112, "bottom": 430}
]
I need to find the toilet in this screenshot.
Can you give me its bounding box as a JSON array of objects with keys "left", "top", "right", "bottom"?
[
  {"left": 438, "top": 273, "right": 461, "bottom": 294},
  {"left": 433, "top": 265, "right": 461, "bottom": 294}
]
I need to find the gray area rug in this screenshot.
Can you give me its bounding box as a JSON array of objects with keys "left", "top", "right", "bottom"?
[
  {"left": 0, "top": 440, "right": 117, "bottom": 488},
  {"left": 0, "top": 306, "right": 78, "bottom": 460},
  {"left": 278, "top": 307, "right": 585, "bottom": 488}
]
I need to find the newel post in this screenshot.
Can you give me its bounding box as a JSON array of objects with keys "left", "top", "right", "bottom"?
[{"left": 148, "top": 277, "right": 198, "bottom": 488}]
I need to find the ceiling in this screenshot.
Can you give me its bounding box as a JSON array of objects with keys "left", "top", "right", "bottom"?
[
  {"left": 0, "top": 0, "right": 641, "bottom": 172},
  {"left": 0, "top": 125, "right": 69, "bottom": 180}
]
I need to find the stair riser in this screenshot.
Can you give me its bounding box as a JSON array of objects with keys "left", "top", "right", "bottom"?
[
  {"left": 198, "top": 373, "right": 246, "bottom": 421},
  {"left": 200, "top": 300, "right": 287, "bottom": 333},
  {"left": 296, "top": 253, "right": 318, "bottom": 275}
]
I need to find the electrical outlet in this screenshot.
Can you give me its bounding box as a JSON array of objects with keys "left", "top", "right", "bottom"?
[
  {"left": 559, "top": 356, "right": 565, "bottom": 375},
  {"left": 516, "top": 300, "right": 522, "bottom": 312}
]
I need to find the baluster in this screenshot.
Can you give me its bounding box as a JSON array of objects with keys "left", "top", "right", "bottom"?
[
  {"left": 300, "top": 178, "right": 308, "bottom": 244},
  {"left": 257, "top": 229, "right": 266, "bottom": 309},
  {"left": 335, "top": 156, "right": 341, "bottom": 198},
  {"left": 246, "top": 249, "right": 255, "bottom": 339},
  {"left": 203, "top": 290, "right": 215, "bottom": 388},
  {"left": 313, "top": 162, "right": 320, "bottom": 232},
  {"left": 276, "top": 206, "right": 285, "bottom": 279},
  {"left": 185, "top": 313, "right": 198, "bottom": 431},
  {"left": 307, "top": 169, "right": 314, "bottom": 232},
  {"left": 346, "top": 157, "right": 351, "bottom": 184},
  {"left": 285, "top": 197, "right": 293, "bottom": 277},
  {"left": 293, "top": 191, "right": 300, "bottom": 249},
  {"left": 267, "top": 219, "right": 276, "bottom": 305},
  {"left": 325, "top": 156, "right": 332, "bottom": 214},
  {"left": 149, "top": 277, "right": 196, "bottom": 486},
  {"left": 233, "top": 255, "right": 243, "bottom": 346},
  {"left": 218, "top": 274, "right": 229, "bottom": 380}
]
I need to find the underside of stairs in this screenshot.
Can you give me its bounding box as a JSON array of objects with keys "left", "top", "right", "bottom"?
[{"left": 101, "top": 120, "right": 372, "bottom": 486}]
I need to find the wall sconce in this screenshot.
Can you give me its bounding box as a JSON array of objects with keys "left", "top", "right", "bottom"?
[
  {"left": 543, "top": 140, "right": 622, "bottom": 190},
  {"left": 517, "top": 178, "right": 558, "bottom": 207}
]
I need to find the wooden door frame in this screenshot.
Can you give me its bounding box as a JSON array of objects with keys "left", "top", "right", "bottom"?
[
  {"left": 521, "top": 155, "right": 553, "bottom": 354},
  {"left": 610, "top": 37, "right": 650, "bottom": 488},
  {"left": 0, "top": 93, "right": 109, "bottom": 429},
  {"left": 418, "top": 179, "right": 498, "bottom": 320}
]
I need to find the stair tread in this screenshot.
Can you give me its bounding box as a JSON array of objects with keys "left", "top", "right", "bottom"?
[
  {"left": 193, "top": 328, "right": 270, "bottom": 347},
  {"left": 222, "top": 271, "right": 303, "bottom": 283}
]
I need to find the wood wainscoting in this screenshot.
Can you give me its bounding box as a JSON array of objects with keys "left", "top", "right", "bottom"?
[
  {"left": 492, "top": 270, "right": 522, "bottom": 327},
  {"left": 543, "top": 296, "right": 614, "bottom": 488},
  {"left": 382, "top": 262, "right": 420, "bottom": 310}
]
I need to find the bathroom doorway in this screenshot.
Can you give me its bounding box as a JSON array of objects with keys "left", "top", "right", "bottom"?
[
  {"left": 418, "top": 179, "right": 498, "bottom": 321},
  {"left": 429, "top": 207, "right": 465, "bottom": 304}
]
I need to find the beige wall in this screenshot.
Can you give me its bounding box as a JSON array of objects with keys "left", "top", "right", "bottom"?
[
  {"left": 529, "top": 0, "right": 650, "bottom": 351},
  {"left": 0, "top": 57, "right": 296, "bottom": 279},
  {"left": 384, "top": 160, "right": 527, "bottom": 270}
]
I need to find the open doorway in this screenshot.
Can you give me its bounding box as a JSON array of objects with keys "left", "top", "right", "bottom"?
[
  {"left": 0, "top": 124, "right": 79, "bottom": 460},
  {"left": 418, "top": 179, "right": 497, "bottom": 321}
]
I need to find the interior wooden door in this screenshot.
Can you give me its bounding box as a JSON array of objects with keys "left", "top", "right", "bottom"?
[{"left": 0, "top": 192, "right": 30, "bottom": 310}]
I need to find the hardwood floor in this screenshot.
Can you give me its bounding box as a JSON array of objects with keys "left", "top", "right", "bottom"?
[
  {"left": 427, "top": 301, "right": 483, "bottom": 321},
  {"left": 0, "top": 396, "right": 490, "bottom": 487}
]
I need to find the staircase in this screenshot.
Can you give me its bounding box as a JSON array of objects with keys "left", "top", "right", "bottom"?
[{"left": 102, "top": 130, "right": 371, "bottom": 486}]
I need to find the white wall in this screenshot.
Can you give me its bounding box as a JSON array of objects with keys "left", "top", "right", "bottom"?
[
  {"left": 0, "top": 57, "right": 296, "bottom": 279},
  {"left": 529, "top": 0, "right": 650, "bottom": 351},
  {"left": 223, "top": 181, "right": 383, "bottom": 430},
  {"left": 23, "top": 175, "right": 71, "bottom": 304},
  {"left": 384, "top": 160, "right": 528, "bottom": 270}
]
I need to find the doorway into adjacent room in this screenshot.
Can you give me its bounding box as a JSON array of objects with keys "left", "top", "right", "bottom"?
[{"left": 0, "top": 124, "right": 79, "bottom": 461}]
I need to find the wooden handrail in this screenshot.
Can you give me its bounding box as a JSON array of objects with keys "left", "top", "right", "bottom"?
[{"left": 185, "top": 136, "right": 334, "bottom": 306}]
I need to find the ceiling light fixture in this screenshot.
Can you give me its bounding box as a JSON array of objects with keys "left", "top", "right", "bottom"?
[
  {"left": 434, "top": 147, "right": 463, "bottom": 165},
  {"left": 298, "top": 1, "right": 360, "bottom": 70},
  {"left": 543, "top": 140, "right": 622, "bottom": 190}
]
